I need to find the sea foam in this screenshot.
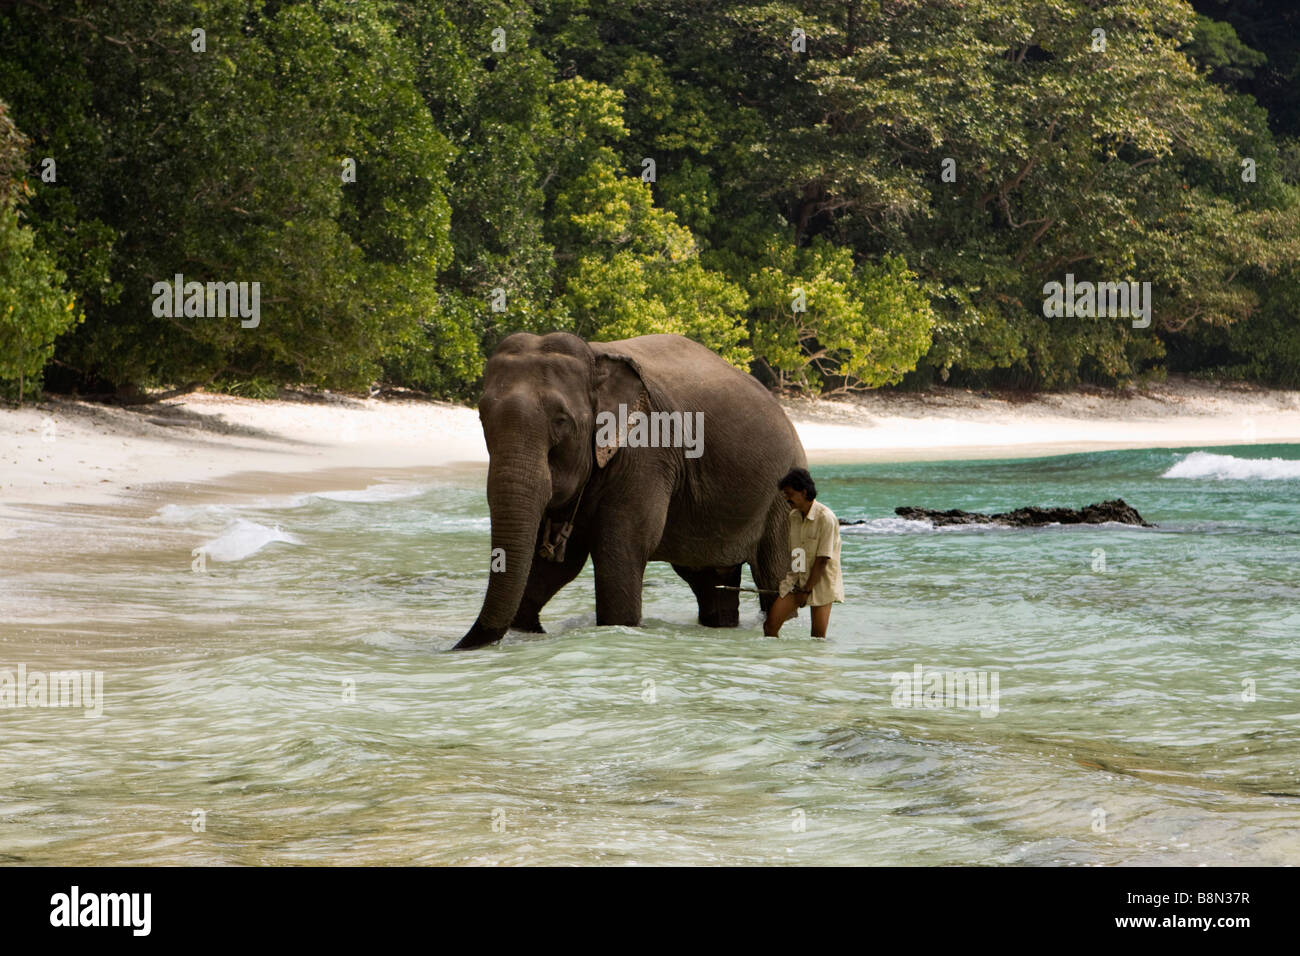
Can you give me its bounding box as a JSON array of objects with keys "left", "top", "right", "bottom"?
[
  {"left": 840, "top": 516, "right": 1015, "bottom": 534},
  {"left": 1162, "top": 451, "right": 1300, "bottom": 481},
  {"left": 153, "top": 484, "right": 429, "bottom": 525},
  {"left": 311, "top": 484, "right": 430, "bottom": 503},
  {"left": 198, "top": 519, "right": 300, "bottom": 562}
]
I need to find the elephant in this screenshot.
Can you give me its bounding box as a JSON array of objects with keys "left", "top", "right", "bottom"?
[{"left": 455, "top": 332, "right": 807, "bottom": 649}]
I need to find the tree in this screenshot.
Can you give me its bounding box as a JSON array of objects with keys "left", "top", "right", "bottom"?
[
  {"left": 0, "top": 0, "right": 456, "bottom": 395},
  {"left": 0, "top": 97, "right": 79, "bottom": 402}
]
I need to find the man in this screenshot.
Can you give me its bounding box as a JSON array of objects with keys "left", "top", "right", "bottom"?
[{"left": 764, "top": 468, "right": 844, "bottom": 639}]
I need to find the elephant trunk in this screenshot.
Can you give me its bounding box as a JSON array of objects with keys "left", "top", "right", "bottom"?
[{"left": 455, "top": 446, "right": 552, "bottom": 649}]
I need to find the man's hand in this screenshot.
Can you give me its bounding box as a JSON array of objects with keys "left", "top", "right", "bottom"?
[
  {"left": 798, "top": 556, "right": 829, "bottom": 608},
  {"left": 793, "top": 587, "right": 809, "bottom": 608}
]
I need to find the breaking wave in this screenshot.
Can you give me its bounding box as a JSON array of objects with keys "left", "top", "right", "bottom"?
[
  {"left": 1163, "top": 452, "right": 1300, "bottom": 481},
  {"left": 198, "top": 519, "right": 301, "bottom": 562}
]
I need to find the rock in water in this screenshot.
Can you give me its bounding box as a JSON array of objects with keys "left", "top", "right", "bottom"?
[
  {"left": 889, "top": 498, "right": 1153, "bottom": 528},
  {"left": 838, "top": 498, "right": 1154, "bottom": 528}
]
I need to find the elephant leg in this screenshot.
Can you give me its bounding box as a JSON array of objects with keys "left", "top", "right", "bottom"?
[
  {"left": 591, "top": 555, "right": 645, "bottom": 626},
  {"left": 590, "top": 499, "right": 668, "bottom": 627},
  {"left": 671, "top": 563, "right": 741, "bottom": 627},
  {"left": 749, "top": 498, "right": 792, "bottom": 616},
  {"left": 511, "top": 533, "right": 591, "bottom": 633}
]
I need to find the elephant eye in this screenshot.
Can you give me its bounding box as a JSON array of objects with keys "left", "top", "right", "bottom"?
[{"left": 549, "top": 412, "right": 578, "bottom": 443}]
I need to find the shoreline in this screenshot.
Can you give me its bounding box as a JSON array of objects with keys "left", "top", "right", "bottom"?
[{"left": 2, "top": 378, "right": 1300, "bottom": 511}]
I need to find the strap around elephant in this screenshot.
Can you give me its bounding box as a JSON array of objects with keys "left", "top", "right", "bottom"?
[{"left": 537, "top": 483, "right": 585, "bottom": 563}]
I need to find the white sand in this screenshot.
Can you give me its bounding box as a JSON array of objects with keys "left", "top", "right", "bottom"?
[
  {"left": 3, "top": 378, "right": 1300, "bottom": 509},
  {"left": 786, "top": 379, "right": 1300, "bottom": 462}
]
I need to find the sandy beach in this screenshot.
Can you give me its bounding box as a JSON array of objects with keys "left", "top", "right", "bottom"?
[{"left": 3, "top": 378, "right": 1300, "bottom": 510}]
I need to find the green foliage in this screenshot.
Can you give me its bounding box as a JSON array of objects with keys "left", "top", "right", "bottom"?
[
  {"left": 1189, "top": 0, "right": 1300, "bottom": 137},
  {"left": 0, "top": 99, "right": 80, "bottom": 402},
  {"left": 209, "top": 377, "right": 281, "bottom": 400},
  {"left": 0, "top": 202, "right": 81, "bottom": 401},
  {"left": 400, "top": 0, "right": 559, "bottom": 369},
  {"left": 1169, "top": 269, "right": 1300, "bottom": 387},
  {"left": 552, "top": 0, "right": 1299, "bottom": 390},
  {"left": 562, "top": 253, "right": 751, "bottom": 366},
  {"left": 716, "top": 229, "right": 933, "bottom": 391},
  {"left": 1184, "top": 15, "right": 1268, "bottom": 83},
  {"left": 0, "top": 0, "right": 1297, "bottom": 400},
  {"left": 543, "top": 75, "right": 751, "bottom": 366},
  {"left": 381, "top": 288, "right": 487, "bottom": 397},
  {"left": 1, "top": 0, "right": 454, "bottom": 393}
]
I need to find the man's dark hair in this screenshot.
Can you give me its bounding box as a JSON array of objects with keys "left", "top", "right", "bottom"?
[{"left": 777, "top": 467, "right": 816, "bottom": 500}]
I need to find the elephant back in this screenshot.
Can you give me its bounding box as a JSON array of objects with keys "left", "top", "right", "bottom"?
[{"left": 590, "top": 334, "right": 807, "bottom": 478}]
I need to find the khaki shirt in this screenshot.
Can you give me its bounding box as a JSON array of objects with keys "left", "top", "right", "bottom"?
[{"left": 781, "top": 499, "right": 845, "bottom": 605}]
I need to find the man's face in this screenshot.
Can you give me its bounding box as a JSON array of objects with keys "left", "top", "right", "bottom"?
[{"left": 782, "top": 486, "right": 809, "bottom": 509}]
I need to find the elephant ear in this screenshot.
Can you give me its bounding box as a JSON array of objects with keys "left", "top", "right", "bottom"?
[{"left": 592, "top": 353, "right": 649, "bottom": 468}]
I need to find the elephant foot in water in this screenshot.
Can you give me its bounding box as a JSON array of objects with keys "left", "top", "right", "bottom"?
[
  {"left": 510, "top": 609, "right": 545, "bottom": 633},
  {"left": 455, "top": 620, "right": 507, "bottom": 650},
  {"left": 454, "top": 615, "right": 541, "bottom": 651},
  {"left": 672, "top": 563, "right": 741, "bottom": 628}
]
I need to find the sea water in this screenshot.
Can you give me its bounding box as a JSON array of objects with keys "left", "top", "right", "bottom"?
[{"left": 1, "top": 445, "right": 1298, "bottom": 865}]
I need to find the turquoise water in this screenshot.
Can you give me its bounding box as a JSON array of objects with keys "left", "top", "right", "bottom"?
[{"left": 1, "top": 445, "right": 1299, "bottom": 864}]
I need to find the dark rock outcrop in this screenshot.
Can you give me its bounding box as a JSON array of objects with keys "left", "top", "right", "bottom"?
[{"left": 841, "top": 498, "right": 1154, "bottom": 528}]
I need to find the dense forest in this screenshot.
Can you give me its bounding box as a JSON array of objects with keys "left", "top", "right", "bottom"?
[{"left": 1, "top": 0, "right": 1297, "bottom": 403}]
